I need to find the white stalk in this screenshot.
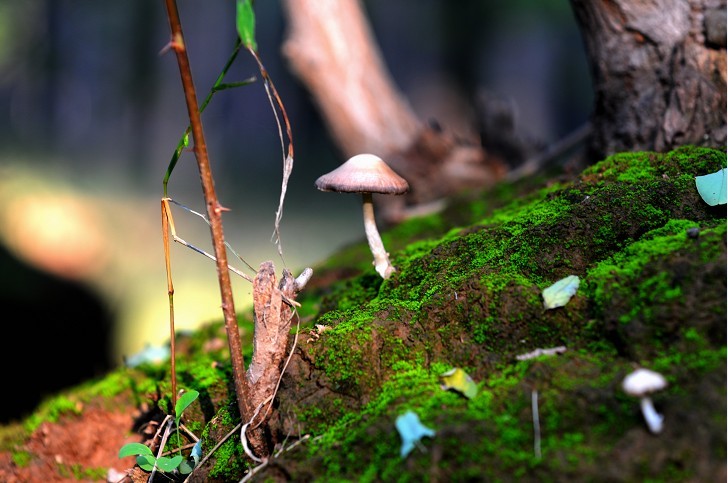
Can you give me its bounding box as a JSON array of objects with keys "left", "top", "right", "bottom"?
[
  {"left": 640, "top": 396, "right": 664, "bottom": 434},
  {"left": 361, "top": 193, "right": 395, "bottom": 279}
]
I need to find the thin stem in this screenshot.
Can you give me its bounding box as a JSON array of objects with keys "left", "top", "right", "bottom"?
[
  {"left": 163, "top": 0, "right": 250, "bottom": 422},
  {"left": 361, "top": 193, "right": 395, "bottom": 279},
  {"left": 163, "top": 39, "right": 249, "bottom": 197},
  {"left": 161, "top": 200, "right": 177, "bottom": 407},
  {"left": 532, "top": 389, "right": 541, "bottom": 459},
  {"left": 640, "top": 396, "right": 664, "bottom": 434}
]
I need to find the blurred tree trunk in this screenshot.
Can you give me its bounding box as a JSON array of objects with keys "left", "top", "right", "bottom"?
[
  {"left": 569, "top": 0, "right": 727, "bottom": 161},
  {"left": 280, "top": 0, "right": 508, "bottom": 223}
]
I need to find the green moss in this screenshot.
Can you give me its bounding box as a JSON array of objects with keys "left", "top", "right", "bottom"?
[
  {"left": 11, "top": 450, "right": 31, "bottom": 467},
  {"left": 210, "top": 147, "right": 728, "bottom": 480},
  {"left": 305, "top": 352, "right": 645, "bottom": 480},
  {"left": 24, "top": 396, "right": 83, "bottom": 433},
  {"left": 200, "top": 405, "right": 248, "bottom": 480},
  {"left": 56, "top": 462, "right": 107, "bottom": 480},
  {"left": 586, "top": 219, "right": 726, "bottom": 352}
]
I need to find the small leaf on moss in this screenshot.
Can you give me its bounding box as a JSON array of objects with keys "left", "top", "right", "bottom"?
[
  {"left": 395, "top": 411, "right": 435, "bottom": 458},
  {"left": 440, "top": 367, "right": 478, "bottom": 399},
  {"left": 695, "top": 168, "right": 727, "bottom": 206},
  {"left": 542, "top": 275, "right": 580, "bottom": 309}
]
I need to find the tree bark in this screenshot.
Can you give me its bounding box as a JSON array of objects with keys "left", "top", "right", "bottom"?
[
  {"left": 570, "top": 0, "right": 727, "bottom": 161},
  {"left": 280, "top": 0, "right": 507, "bottom": 223}
]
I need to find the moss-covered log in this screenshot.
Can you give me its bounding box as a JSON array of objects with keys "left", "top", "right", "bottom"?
[{"left": 1, "top": 146, "right": 724, "bottom": 482}]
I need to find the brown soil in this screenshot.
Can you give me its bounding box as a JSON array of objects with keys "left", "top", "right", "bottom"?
[{"left": 0, "top": 396, "right": 144, "bottom": 483}]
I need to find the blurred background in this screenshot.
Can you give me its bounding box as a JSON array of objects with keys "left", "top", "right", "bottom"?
[{"left": 0, "top": 0, "right": 592, "bottom": 417}]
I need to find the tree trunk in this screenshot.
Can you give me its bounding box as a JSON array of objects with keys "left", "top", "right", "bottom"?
[
  {"left": 280, "top": 0, "right": 507, "bottom": 223},
  {"left": 569, "top": 0, "right": 727, "bottom": 161},
  {"left": 244, "top": 262, "right": 309, "bottom": 458}
]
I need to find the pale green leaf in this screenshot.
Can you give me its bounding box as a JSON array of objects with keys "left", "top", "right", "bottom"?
[
  {"left": 542, "top": 275, "right": 580, "bottom": 309},
  {"left": 695, "top": 168, "right": 727, "bottom": 206}
]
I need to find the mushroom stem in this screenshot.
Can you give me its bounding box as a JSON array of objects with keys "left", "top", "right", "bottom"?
[
  {"left": 639, "top": 396, "right": 664, "bottom": 434},
  {"left": 361, "top": 192, "right": 395, "bottom": 279}
]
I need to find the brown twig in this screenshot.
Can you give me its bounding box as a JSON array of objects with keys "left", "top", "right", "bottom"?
[{"left": 162, "top": 0, "right": 250, "bottom": 422}]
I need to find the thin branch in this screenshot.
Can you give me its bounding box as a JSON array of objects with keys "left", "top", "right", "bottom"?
[
  {"left": 248, "top": 48, "right": 295, "bottom": 259},
  {"left": 162, "top": 0, "right": 250, "bottom": 423},
  {"left": 532, "top": 389, "right": 542, "bottom": 460}
]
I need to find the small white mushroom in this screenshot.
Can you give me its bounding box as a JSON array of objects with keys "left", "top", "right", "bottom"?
[
  {"left": 622, "top": 367, "right": 668, "bottom": 434},
  {"left": 315, "top": 153, "right": 409, "bottom": 279}
]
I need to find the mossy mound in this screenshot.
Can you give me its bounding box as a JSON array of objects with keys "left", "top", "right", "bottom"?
[
  {"left": 246, "top": 146, "right": 723, "bottom": 482},
  {"left": 154, "top": 146, "right": 727, "bottom": 481},
  {"left": 9, "top": 146, "right": 722, "bottom": 482}
]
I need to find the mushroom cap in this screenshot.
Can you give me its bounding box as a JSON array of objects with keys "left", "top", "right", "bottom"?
[
  {"left": 315, "top": 153, "right": 410, "bottom": 195},
  {"left": 622, "top": 368, "right": 667, "bottom": 396}
]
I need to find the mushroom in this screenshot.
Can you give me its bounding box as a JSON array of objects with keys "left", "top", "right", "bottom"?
[
  {"left": 315, "top": 153, "right": 409, "bottom": 279},
  {"left": 621, "top": 367, "right": 668, "bottom": 434}
]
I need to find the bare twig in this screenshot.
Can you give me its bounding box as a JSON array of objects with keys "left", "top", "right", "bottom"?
[
  {"left": 239, "top": 434, "right": 311, "bottom": 483},
  {"left": 248, "top": 48, "right": 295, "bottom": 258},
  {"left": 532, "top": 390, "right": 542, "bottom": 460},
  {"left": 149, "top": 417, "right": 175, "bottom": 482},
  {"left": 183, "top": 422, "right": 243, "bottom": 483},
  {"left": 516, "top": 346, "right": 567, "bottom": 361},
  {"left": 162, "top": 0, "right": 250, "bottom": 422}
]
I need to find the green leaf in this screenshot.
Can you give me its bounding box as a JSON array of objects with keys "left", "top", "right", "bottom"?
[
  {"left": 439, "top": 367, "right": 478, "bottom": 399},
  {"left": 695, "top": 168, "right": 727, "bottom": 206},
  {"left": 118, "top": 442, "right": 153, "bottom": 458},
  {"left": 175, "top": 390, "right": 199, "bottom": 425},
  {"left": 156, "top": 455, "right": 184, "bottom": 472},
  {"left": 136, "top": 454, "right": 157, "bottom": 472},
  {"left": 542, "top": 275, "right": 580, "bottom": 309},
  {"left": 178, "top": 459, "right": 195, "bottom": 475},
  {"left": 236, "top": 0, "right": 257, "bottom": 50},
  {"left": 395, "top": 411, "right": 435, "bottom": 458}
]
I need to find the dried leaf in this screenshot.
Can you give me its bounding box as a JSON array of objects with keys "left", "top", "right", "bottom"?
[{"left": 440, "top": 368, "right": 478, "bottom": 399}]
